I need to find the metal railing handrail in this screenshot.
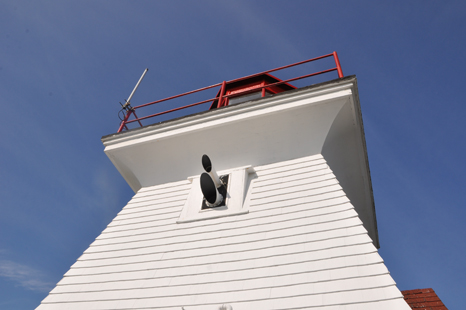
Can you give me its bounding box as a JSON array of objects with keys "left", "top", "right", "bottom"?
[{"left": 117, "top": 51, "right": 343, "bottom": 132}]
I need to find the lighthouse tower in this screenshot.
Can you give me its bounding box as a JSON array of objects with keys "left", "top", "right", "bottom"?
[{"left": 36, "top": 53, "right": 411, "bottom": 310}]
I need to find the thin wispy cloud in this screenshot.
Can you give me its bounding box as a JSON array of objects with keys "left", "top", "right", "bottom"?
[{"left": 0, "top": 260, "right": 54, "bottom": 293}]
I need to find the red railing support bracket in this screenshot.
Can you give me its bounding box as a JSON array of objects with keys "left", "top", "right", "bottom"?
[
  {"left": 117, "top": 110, "right": 134, "bottom": 133},
  {"left": 218, "top": 81, "right": 227, "bottom": 108},
  {"left": 333, "top": 51, "right": 344, "bottom": 78}
]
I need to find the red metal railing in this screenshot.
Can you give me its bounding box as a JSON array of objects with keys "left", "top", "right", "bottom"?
[{"left": 117, "top": 51, "right": 344, "bottom": 133}]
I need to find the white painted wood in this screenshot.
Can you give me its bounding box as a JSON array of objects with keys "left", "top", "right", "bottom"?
[
  {"left": 70, "top": 225, "right": 369, "bottom": 275},
  {"left": 101, "top": 78, "right": 379, "bottom": 247},
  {"left": 95, "top": 196, "right": 351, "bottom": 242},
  {"left": 45, "top": 273, "right": 398, "bottom": 303},
  {"left": 59, "top": 249, "right": 383, "bottom": 287},
  {"left": 252, "top": 173, "right": 336, "bottom": 193},
  {"left": 89, "top": 202, "right": 355, "bottom": 247},
  {"left": 37, "top": 78, "right": 406, "bottom": 309},
  {"left": 135, "top": 179, "right": 191, "bottom": 193},
  {"left": 254, "top": 166, "right": 332, "bottom": 185},
  {"left": 123, "top": 194, "right": 189, "bottom": 209},
  {"left": 251, "top": 153, "right": 324, "bottom": 170},
  {"left": 132, "top": 183, "right": 191, "bottom": 198},
  {"left": 253, "top": 163, "right": 330, "bottom": 181},
  {"left": 57, "top": 257, "right": 388, "bottom": 294},
  {"left": 253, "top": 158, "right": 328, "bottom": 176},
  {"left": 129, "top": 189, "right": 190, "bottom": 203},
  {"left": 113, "top": 199, "right": 185, "bottom": 216}
]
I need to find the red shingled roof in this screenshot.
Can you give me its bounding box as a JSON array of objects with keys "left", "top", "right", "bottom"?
[{"left": 402, "top": 288, "right": 448, "bottom": 310}]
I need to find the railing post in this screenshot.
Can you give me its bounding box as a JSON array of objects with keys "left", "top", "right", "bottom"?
[
  {"left": 117, "top": 110, "right": 133, "bottom": 133},
  {"left": 333, "top": 51, "right": 344, "bottom": 78},
  {"left": 218, "top": 81, "right": 227, "bottom": 108},
  {"left": 131, "top": 110, "right": 144, "bottom": 128}
]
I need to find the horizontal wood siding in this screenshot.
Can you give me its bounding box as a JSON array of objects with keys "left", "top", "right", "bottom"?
[{"left": 37, "top": 155, "right": 409, "bottom": 310}]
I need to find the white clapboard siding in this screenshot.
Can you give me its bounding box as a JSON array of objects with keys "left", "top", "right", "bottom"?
[
  {"left": 52, "top": 251, "right": 386, "bottom": 294},
  {"left": 37, "top": 155, "right": 409, "bottom": 310},
  {"left": 90, "top": 201, "right": 353, "bottom": 247},
  {"left": 93, "top": 195, "right": 351, "bottom": 243}
]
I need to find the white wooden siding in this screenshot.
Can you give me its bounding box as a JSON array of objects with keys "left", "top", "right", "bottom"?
[{"left": 37, "top": 154, "right": 409, "bottom": 310}]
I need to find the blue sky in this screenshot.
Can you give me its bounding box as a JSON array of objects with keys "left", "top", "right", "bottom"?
[{"left": 1, "top": 1, "right": 465, "bottom": 309}]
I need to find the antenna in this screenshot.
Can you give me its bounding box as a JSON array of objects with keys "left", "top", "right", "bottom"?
[{"left": 121, "top": 68, "right": 149, "bottom": 110}]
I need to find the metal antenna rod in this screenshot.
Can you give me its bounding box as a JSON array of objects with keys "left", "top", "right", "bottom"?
[{"left": 123, "top": 68, "right": 149, "bottom": 109}]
